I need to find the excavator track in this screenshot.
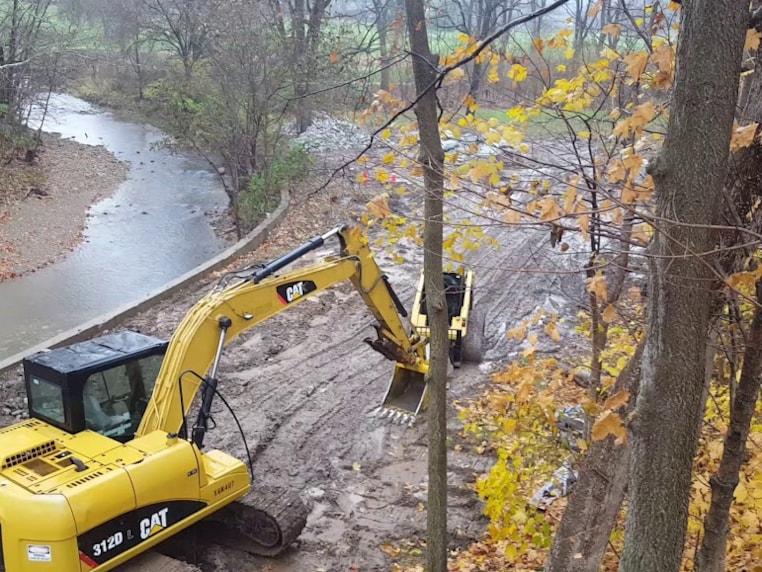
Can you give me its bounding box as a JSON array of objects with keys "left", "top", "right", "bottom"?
[{"left": 199, "top": 486, "right": 309, "bottom": 557}]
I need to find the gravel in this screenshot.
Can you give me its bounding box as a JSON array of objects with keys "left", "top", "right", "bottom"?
[{"left": 294, "top": 113, "right": 370, "bottom": 154}]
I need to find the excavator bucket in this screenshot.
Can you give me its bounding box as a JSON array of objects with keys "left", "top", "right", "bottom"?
[{"left": 377, "top": 363, "right": 427, "bottom": 424}]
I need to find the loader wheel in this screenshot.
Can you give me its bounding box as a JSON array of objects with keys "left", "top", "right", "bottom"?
[
  {"left": 449, "top": 339, "right": 463, "bottom": 368},
  {"left": 462, "top": 306, "right": 486, "bottom": 363}
]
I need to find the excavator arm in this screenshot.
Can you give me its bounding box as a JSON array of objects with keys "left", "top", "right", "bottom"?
[{"left": 137, "top": 226, "right": 427, "bottom": 438}]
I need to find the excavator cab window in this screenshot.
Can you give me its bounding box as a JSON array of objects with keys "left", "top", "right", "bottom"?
[
  {"left": 82, "top": 354, "right": 163, "bottom": 440},
  {"left": 23, "top": 331, "right": 168, "bottom": 440},
  {"left": 28, "top": 376, "right": 66, "bottom": 425}
]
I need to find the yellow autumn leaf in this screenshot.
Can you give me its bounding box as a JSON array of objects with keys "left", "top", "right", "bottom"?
[
  {"left": 591, "top": 410, "right": 627, "bottom": 444},
  {"left": 730, "top": 122, "right": 760, "bottom": 152},
  {"left": 631, "top": 101, "right": 657, "bottom": 128},
  {"left": 734, "top": 481, "right": 749, "bottom": 503},
  {"left": 380, "top": 543, "right": 401, "bottom": 557},
  {"left": 578, "top": 213, "right": 590, "bottom": 237},
  {"left": 544, "top": 321, "right": 561, "bottom": 342},
  {"left": 380, "top": 128, "right": 392, "bottom": 140},
  {"left": 726, "top": 270, "right": 757, "bottom": 291},
  {"left": 603, "top": 389, "right": 630, "bottom": 411},
  {"left": 623, "top": 52, "right": 648, "bottom": 82},
  {"left": 487, "top": 65, "right": 500, "bottom": 84},
  {"left": 652, "top": 44, "right": 674, "bottom": 74},
  {"left": 740, "top": 510, "right": 759, "bottom": 528},
  {"left": 601, "top": 23, "right": 621, "bottom": 39},
  {"left": 522, "top": 333, "right": 538, "bottom": 357},
  {"left": 608, "top": 160, "right": 626, "bottom": 183},
  {"left": 501, "top": 125, "right": 524, "bottom": 145},
  {"left": 538, "top": 197, "right": 561, "bottom": 221},
  {"left": 375, "top": 169, "right": 390, "bottom": 184},
  {"left": 564, "top": 47, "right": 575, "bottom": 60},
  {"left": 468, "top": 160, "right": 495, "bottom": 182},
  {"left": 621, "top": 182, "right": 638, "bottom": 205},
  {"left": 366, "top": 193, "right": 391, "bottom": 219},
  {"left": 587, "top": 273, "right": 608, "bottom": 300},
  {"left": 602, "top": 303, "right": 618, "bottom": 323},
  {"left": 506, "top": 105, "right": 528, "bottom": 123},
  {"left": 382, "top": 152, "right": 395, "bottom": 165},
  {"left": 563, "top": 186, "right": 577, "bottom": 213},
  {"left": 508, "top": 64, "right": 528, "bottom": 83},
  {"left": 516, "top": 380, "right": 532, "bottom": 402},
  {"left": 503, "top": 208, "right": 521, "bottom": 224},
  {"left": 746, "top": 29, "right": 762, "bottom": 52},
  {"left": 556, "top": 63, "right": 567, "bottom": 73}
]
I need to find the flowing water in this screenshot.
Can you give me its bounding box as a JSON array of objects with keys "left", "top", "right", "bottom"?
[{"left": 0, "top": 94, "right": 231, "bottom": 360}]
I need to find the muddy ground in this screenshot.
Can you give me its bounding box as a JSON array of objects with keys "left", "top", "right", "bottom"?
[{"left": 0, "top": 143, "right": 587, "bottom": 570}]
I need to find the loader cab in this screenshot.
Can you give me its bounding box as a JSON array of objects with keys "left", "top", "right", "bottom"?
[{"left": 22, "top": 331, "right": 168, "bottom": 442}]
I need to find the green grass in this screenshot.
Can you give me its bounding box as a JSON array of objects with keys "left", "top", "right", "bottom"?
[{"left": 470, "top": 104, "right": 604, "bottom": 139}]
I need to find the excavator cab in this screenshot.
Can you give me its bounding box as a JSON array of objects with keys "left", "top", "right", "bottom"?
[{"left": 22, "top": 332, "right": 168, "bottom": 442}]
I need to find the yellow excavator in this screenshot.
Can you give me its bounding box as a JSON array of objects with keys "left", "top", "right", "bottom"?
[{"left": 0, "top": 225, "right": 481, "bottom": 571}]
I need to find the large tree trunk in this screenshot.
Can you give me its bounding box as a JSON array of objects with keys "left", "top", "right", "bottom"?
[
  {"left": 545, "top": 341, "right": 644, "bottom": 572},
  {"left": 695, "top": 283, "right": 762, "bottom": 572},
  {"left": 619, "top": 2, "right": 748, "bottom": 571},
  {"left": 404, "top": 0, "right": 448, "bottom": 570},
  {"left": 695, "top": 29, "right": 762, "bottom": 570}
]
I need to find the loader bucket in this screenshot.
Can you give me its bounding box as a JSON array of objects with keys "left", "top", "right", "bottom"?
[{"left": 378, "top": 363, "right": 427, "bottom": 423}]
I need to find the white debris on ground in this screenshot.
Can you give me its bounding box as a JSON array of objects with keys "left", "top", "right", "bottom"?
[
  {"left": 294, "top": 113, "right": 370, "bottom": 154},
  {"left": 530, "top": 461, "right": 579, "bottom": 510}
]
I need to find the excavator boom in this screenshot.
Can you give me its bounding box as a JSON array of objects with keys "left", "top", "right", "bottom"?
[{"left": 137, "top": 225, "right": 428, "bottom": 438}]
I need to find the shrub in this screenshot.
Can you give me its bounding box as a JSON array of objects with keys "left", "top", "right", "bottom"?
[{"left": 240, "top": 145, "right": 311, "bottom": 227}]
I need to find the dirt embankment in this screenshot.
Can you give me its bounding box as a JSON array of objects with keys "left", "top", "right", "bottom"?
[{"left": 0, "top": 134, "right": 127, "bottom": 281}]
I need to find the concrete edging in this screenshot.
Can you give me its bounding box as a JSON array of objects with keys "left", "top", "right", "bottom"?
[{"left": 0, "top": 187, "right": 290, "bottom": 376}]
